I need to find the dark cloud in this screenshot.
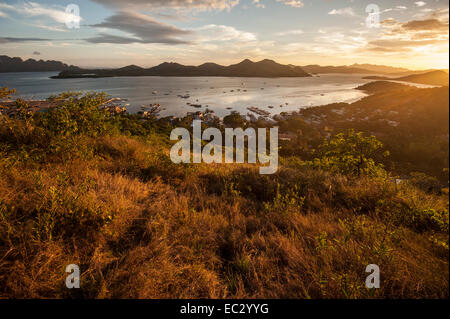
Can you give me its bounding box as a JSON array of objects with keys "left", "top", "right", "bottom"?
[
  {"left": 402, "top": 19, "right": 449, "bottom": 31},
  {"left": 86, "top": 11, "right": 192, "bottom": 44},
  {"left": 367, "top": 38, "right": 447, "bottom": 53},
  {"left": 0, "top": 37, "right": 49, "bottom": 43},
  {"left": 410, "top": 31, "right": 445, "bottom": 40},
  {"left": 86, "top": 33, "right": 187, "bottom": 44},
  {"left": 382, "top": 17, "right": 449, "bottom": 36},
  {"left": 369, "top": 39, "right": 443, "bottom": 48},
  {"left": 366, "top": 46, "right": 403, "bottom": 53},
  {"left": 369, "top": 12, "right": 449, "bottom": 53},
  {"left": 86, "top": 33, "right": 143, "bottom": 44}
]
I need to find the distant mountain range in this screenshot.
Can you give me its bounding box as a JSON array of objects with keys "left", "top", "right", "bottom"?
[
  {"left": 51, "top": 59, "right": 311, "bottom": 78},
  {"left": 0, "top": 55, "right": 79, "bottom": 73},
  {"left": 0, "top": 55, "right": 445, "bottom": 79}
]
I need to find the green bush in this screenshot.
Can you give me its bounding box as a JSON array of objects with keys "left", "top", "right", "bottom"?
[
  {"left": 312, "top": 130, "right": 389, "bottom": 178},
  {"left": 36, "top": 92, "right": 111, "bottom": 137}
]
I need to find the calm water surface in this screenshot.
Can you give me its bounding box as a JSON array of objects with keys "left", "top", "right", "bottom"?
[{"left": 0, "top": 72, "right": 374, "bottom": 118}]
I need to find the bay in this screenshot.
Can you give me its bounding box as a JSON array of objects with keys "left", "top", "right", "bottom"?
[{"left": 0, "top": 72, "right": 374, "bottom": 118}]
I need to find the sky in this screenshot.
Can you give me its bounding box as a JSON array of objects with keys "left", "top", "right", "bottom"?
[{"left": 0, "top": 0, "right": 448, "bottom": 69}]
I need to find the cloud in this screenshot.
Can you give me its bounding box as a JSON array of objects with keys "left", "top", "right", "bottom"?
[
  {"left": 91, "top": 0, "right": 239, "bottom": 11},
  {"left": 328, "top": 7, "right": 355, "bottom": 17},
  {"left": 314, "top": 29, "right": 367, "bottom": 53},
  {"left": 31, "top": 24, "right": 67, "bottom": 32},
  {"left": 276, "top": 0, "right": 304, "bottom": 8},
  {"left": 428, "top": 8, "right": 449, "bottom": 22},
  {"left": 0, "top": 1, "right": 80, "bottom": 24},
  {"left": 195, "top": 24, "right": 256, "bottom": 42},
  {"left": 366, "top": 11, "right": 449, "bottom": 53},
  {"left": 0, "top": 3, "right": 14, "bottom": 10},
  {"left": 402, "top": 19, "right": 449, "bottom": 31},
  {"left": 383, "top": 5, "right": 408, "bottom": 13},
  {"left": 0, "top": 37, "right": 50, "bottom": 43},
  {"left": 369, "top": 39, "right": 442, "bottom": 49},
  {"left": 0, "top": 10, "right": 7, "bottom": 18},
  {"left": 415, "top": 1, "right": 427, "bottom": 7},
  {"left": 276, "top": 29, "right": 304, "bottom": 36},
  {"left": 87, "top": 34, "right": 147, "bottom": 44},
  {"left": 87, "top": 11, "right": 192, "bottom": 44},
  {"left": 381, "top": 14, "right": 449, "bottom": 36},
  {"left": 281, "top": 7, "right": 448, "bottom": 62}
]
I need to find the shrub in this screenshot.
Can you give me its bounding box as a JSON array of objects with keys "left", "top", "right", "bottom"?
[
  {"left": 36, "top": 92, "right": 111, "bottom": 137},
  {"left": 408, "top": 172, "right": 443, "bottom": 194},
  {"left": 312, "top": 130, "right": 389, "bottom": 177}
]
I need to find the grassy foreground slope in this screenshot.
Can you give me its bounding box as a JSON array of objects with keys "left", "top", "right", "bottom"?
[{"left": 0, "top": 91, "right": 448, "bottom": 298}]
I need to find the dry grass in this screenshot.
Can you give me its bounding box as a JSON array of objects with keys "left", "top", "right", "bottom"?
[{"left": 0, "top": 135, "right": 448, "bottom": 299}]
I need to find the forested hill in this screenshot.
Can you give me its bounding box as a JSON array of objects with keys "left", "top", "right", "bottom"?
[{"left": 0, "top": 55, "right": 80, "bottom": 73}]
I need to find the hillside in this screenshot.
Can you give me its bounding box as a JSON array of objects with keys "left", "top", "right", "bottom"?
[
  {"left": 0, "top": 88, "right": 448, "bottom": 298},
  {"left": 0, "top": 55, "right": 79, "bottom": 73},
  {"left": 355, "top": 81, "right": 412, "bottom": 94},
  {"left": 52, "top": 59, "right": 311, "bottom": 79},
  {"left": 396, "top": 70, "right": 449, "bottom": 86},
  {"left": 364, "top": 70, "right": 449, "bottom": 86},
  {"left": 278, "top": 85, "right": 449, "bottom": 180}
]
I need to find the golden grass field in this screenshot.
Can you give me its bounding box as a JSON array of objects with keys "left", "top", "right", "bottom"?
[{"left": 0, "top": 129, "right": 447, "bottom": 298}]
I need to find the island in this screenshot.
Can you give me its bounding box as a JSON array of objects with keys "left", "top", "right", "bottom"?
[{"left": 51, "top": 59, "right": 311, "bottom": 79}]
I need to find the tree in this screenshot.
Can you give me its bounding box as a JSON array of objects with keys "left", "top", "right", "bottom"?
[{"left": 313, "top": 129, "right": 389, "bottom": 177}]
